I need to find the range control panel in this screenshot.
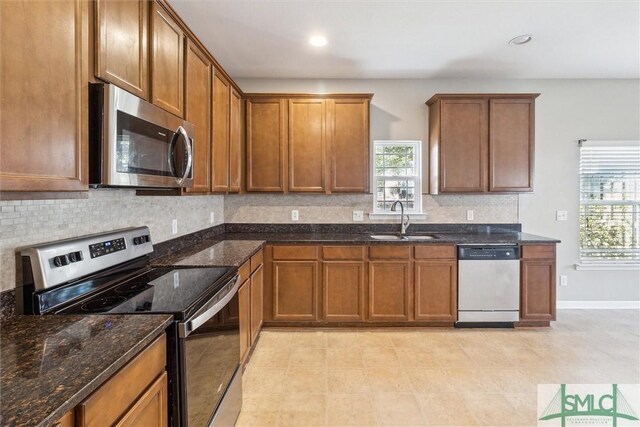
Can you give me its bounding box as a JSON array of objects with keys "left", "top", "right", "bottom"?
[{"left": 89, "top": 237, "right": 126, "bottom": 258}]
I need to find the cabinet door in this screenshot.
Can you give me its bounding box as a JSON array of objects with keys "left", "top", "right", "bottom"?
[
  {"left": 0, "top": 0, "right": 88, "bottom": 192},
  {"left": 184, "top": 40, "right": 211, "bottom": 193},
  {"left": 250, "top": 264, "right": 264, "bottom": 342},
  {"left": 368, "top": 261, "right": 410, "bottom": 321},
  {"left": 489, "top": 98, "right": 534, "bottom": 192},
  {"left": 151, "top": 1, "right": 184, "bottom": 117},
  {"left": 229, "top": 88, "right": 243, "bottom": 193},
  {"left": 328, "top": 99, "right": 370, "bottom": 192},
  {"left": 272, "top": 261, "right": 318, "bottom": 321},
  {"left": 95, "top": 0, "right": 148, "bottom": 99},
  {"left": 212, "top": 72, "right": 230, "bottom": 192},
  {"left": 323, "top": 262, "right": 365, "bottom": 322},
  {"left": 521, "top": 260, "right": 556, "bottom": 321},
  {"left": 239, "top": 280, "right": 250, "bottom": 361},
  {"left": 115, "top": 372, "right": 168, "bottom": 427},
  {"left": 439, "top": 99, "right": 488, "bottom": 192},
  {"left": 288, "top": 99, "right": 326, "bottom": 192},
  {"left": 414, "top": 261, "right": 456, "bottom": 321},
  {"left": 56, "top": 410, "right": 75, "bottom": 427},
  {"left": 246, "top": 98, "right": 287, "bottom": 192}
]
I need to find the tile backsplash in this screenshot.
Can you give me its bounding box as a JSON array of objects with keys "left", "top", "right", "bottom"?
[
  {"left": 0, "top": 189, "right": 224, "bottom": 292},
  {"left": 225, "top": 194, "right": 518, "bottom": 224}
]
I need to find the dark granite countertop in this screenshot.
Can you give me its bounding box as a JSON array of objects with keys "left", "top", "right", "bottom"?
[
  {"left": 152, "top": 239, "right": 265, "bottom": 268},
  {"left": 216, "top": 231, "right": 560, "bottom": 244},
  {"left": 1, "top": 314, "right": 173, "bottom": 427}
]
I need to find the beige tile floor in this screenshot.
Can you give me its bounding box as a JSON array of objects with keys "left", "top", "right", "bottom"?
[{"left": 237, "top": 310, "right": 640, "bottom": 426}]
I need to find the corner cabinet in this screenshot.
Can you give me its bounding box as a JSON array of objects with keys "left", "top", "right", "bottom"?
[
  {"left": 0, "top": 0, "right": 89, "bottom": 194},
  {"left": 245, "top": 94, "right": 372, "bottom": 193},
  {"left": 426, "top": 93, "right": 539, "bottom": 194},
  {"left": 520, "top": 244, "right": 556, "bottom": 322}
]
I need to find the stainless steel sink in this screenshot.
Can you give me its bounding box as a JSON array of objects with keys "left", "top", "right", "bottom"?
[
  {"left": 370, "top": 234, "right": 405, "bottom": 240},
  {"left": 370, "top": 234, "right": 437, "bottom": 241}
]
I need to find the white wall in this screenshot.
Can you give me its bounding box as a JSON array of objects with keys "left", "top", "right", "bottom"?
[{"left": 238, "top": 78, "right": 640, "bottom": 302}]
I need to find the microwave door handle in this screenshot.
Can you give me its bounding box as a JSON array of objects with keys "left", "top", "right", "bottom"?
[
  {"left": 167, "top": 131, "right": 179, "bottom": 177},
  {"left": 178, "top": 275, "right": 239, "bottom": 338},
  {"left": 175, "top": 125, "right": 193, "bottom": 187}
]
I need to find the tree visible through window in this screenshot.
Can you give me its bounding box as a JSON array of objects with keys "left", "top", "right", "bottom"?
[
  {"left": 579, "top": 140, "right": 640, "bottom": 263},
  {"left": 373, "top": 141, "right": 422, "bottom": 213}
]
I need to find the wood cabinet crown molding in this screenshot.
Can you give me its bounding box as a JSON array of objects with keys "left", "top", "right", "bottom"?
[
  {"left": 246, "top": 93, "right": 373, "bottom": 100},
  {"left": 426, "top": 93, "right": 540, "bottom": 106}
]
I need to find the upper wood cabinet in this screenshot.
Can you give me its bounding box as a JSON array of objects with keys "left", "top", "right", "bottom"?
[
  {"left": 426, "top": 93, "right": 539, "bottom": 194},
  {"left": 212, "top": 72, "right": 231, "bottom": 192},
  {"left": 288, "top": 99, "right": 326, "bottom": 192},
  {"left": 151, "top": 1, "right": 184, "bottom": 117},
  {"left": 0, "top": 0, "right": 89, "bottom": 193},
  {"left": 229, "top": 88, "right": 243, "bottom": 193},
  {"left": 95, "top": 0, "right": 149, "bottom": 99},
  {"left": 246, "top": 98, "right": 288, "bottom": 192},
  {"left": 184, "top": 40, "right": 211, "bottom": 194},
  {"left": 245, "top": 94, "right": 372, "bottom": 193},
  {"left": 328, "top": 98, "right": 371, "bottom": 192}
]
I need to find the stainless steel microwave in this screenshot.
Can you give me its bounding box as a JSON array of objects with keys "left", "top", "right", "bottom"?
[{"left": 89, "top": 83, "right": 194, "bottom": 189}]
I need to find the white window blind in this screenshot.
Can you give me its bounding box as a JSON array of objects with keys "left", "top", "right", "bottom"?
[
  {"left": 373, "top": 141, "right": 422, "bottom": 213},
  {"left": 579, "top": 140, "right": 640, "bottom": 263}
]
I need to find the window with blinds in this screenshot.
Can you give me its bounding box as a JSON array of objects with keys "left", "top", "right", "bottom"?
[
  {"left": 373, "top": 141, "right": 422, "bottom": 213},
  {"left": 579, "top": 140, "right": 640, "bottom": 263}
]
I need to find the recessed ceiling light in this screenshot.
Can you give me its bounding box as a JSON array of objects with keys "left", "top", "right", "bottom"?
[
  {"left": 309, "top": 36, "right": 328, "bottom": 47},
  {"left": 509, "top": 34, "right": 533, "bottom": 45}
]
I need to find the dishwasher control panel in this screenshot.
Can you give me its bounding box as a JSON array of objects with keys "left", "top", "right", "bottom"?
[{"left": 458, "top": 245, "right": 520, "bottom": 260}]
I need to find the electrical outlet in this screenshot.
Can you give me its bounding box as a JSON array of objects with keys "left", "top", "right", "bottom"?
[
  {"left": 466, "top": 210, "right": 474, "bottom": 221},
  {"left": 291, "top": 210, "right": 299, "bottom": 221},
  {"left": 171, "top": 219, "right": 178, "bottom": 235},
  {"left": 353, "top": 210, "right": 364, "bottom": 221},
  {"left": 210, "top": 211, "right": 215, "bottom": 224},
  {"left": 560, "top": 275, "right": 568, "bottom": 287},
  {"left": 556, "top": 210, "right": 568, "bottom": 221}
]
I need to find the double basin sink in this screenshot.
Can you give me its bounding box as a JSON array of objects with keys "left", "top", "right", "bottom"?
[{"left": 370, "top": 234, "right": 437, "bottom": 241}]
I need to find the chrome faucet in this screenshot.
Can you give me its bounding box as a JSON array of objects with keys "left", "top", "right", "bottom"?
[{"left": 390, "top": 200, "right": 410, "bottom": 235}]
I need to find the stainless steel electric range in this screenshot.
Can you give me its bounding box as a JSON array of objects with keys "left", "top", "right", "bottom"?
[{"left": 16, "top": 226, "right": 241, "bottom": 427}]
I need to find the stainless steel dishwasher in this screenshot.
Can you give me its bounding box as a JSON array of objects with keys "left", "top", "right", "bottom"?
[{"left": 457, "top": 244, "right": 520, "bottom": 326}]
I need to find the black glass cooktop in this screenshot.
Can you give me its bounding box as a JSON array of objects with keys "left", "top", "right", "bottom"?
[{"left": 55, "top": 266, "right": 234, "bottom": 320}]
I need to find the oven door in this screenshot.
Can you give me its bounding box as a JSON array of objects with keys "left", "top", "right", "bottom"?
[
  {"left": 178, "top": 276, "right": 241, "bottom": 427},
  {"left": 99, "top": 83, "right": 194, "bottom": 188}
]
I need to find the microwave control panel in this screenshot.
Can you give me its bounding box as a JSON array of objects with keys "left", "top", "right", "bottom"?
[{"left": 89, "top": 237, "right": 126, "bottom": 258}]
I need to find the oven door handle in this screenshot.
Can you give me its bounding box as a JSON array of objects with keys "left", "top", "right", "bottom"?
[{"left": 178, "top": 275, "right": 239, "bottom": 338}]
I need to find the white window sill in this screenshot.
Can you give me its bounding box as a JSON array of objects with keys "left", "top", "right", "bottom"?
[
  {"left": 575, "top": 263, "right": 640, "bottom": 271},
  {"left": 368, "top": 212, "right": 427, "bottom": 220}
]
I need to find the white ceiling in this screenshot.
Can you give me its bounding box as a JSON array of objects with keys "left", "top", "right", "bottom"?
[{"left": 168, "top": 0, "right": 640, "bottom": 79}]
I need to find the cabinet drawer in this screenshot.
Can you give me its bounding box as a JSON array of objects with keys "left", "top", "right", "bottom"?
[
  {"left": 77, "top": 335, "right": 166, "bottom": 427},
  {"left": 239, "top": 261, "right": 251, "bottom": 283},
  {"left": 251, "top": 249, "right": 264, "bottom": 271},
  {"left": 369, "top": 245, "right": 411, "bottom": 260},
  {"left": 521, "top": 245, "right": 555, "bottom": 260},
  {"left": 414, "top": 245, "right": 456, "bottom": 260},
  {"left": 56, "top": 410, "right": 75, "bottom": 427},
  {"left": 272, "top": 245, "right": 318, "bottom": 260},
  {"left": 322, "top": 245, "right": 365, "bottom": 261}
]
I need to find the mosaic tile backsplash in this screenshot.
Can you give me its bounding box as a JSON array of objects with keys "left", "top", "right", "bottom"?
[{"left": 0, "top": 189, "right": 224, "bottom": 292}]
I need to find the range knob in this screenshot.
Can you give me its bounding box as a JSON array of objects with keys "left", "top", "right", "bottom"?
[{"left": 52, "top": 255, "right": 69, "bottom": 267}]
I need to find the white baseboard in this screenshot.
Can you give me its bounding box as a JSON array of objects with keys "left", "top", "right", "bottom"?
[{"left": 557, "top": 300, "right": 640, "bottom": 309}]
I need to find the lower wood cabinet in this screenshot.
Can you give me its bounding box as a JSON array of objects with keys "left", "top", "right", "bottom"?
[
  {"left": 250, "top": 264, "right": 264, "bottom": 342},
  {"left": 414, "top": 260, "right": 457, "bottom": 321},
  {"left": 272, "top": 260, "right": 319, "bottom": 321},
  {"left": 239, "top": 249, "right": 264, "bottom": 364},
  {"left": 238, "top": 278, "right": 251, "bottom": 361},
  {"left": 368, "top": 261, "right": 410, "bottom": 321},
  {"left": 323, "top": 261, "right": 366, "bottom": 321},
  {"left": 74, "top": 334, "right": 167, "bottom": 427},
  {"left": 520, "top": 244, "right": 556, "bottom": 322}
]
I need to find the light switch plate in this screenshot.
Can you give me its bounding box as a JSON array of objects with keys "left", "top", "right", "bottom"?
[
  {"left": 466, "top": 210, "right": 474, "bottom": 221},
  {"left": 291, "top": 210, "right": 299, "bottom": 221},
  {"left": 560, "top": 275, "right": 568, "bottom": 286},
  {"left": 556, "top": 210, "right": 568, "bottom": 221},
  {"left": 353, "top": 210, "right": 364, "bottom": 221}
]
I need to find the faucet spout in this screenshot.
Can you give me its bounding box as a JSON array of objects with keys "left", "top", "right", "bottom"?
[{"left": 390, "top": 200, "right": 410, "bottom": 235}]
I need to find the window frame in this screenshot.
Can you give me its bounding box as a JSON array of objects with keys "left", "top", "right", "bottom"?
[
  {"left": 372, "top": 140, "right": 422, "bottom": 215},
  {"left": 578, "top": 140, "right": 640, "bottom": 267}
]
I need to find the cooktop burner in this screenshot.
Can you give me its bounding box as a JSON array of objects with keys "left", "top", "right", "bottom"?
[
  {"left": 114, "top": 281, "right": 152, "bottom": 296},
  {"left": 81, "top": 296, "right": 127, "bottom": 313}
]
